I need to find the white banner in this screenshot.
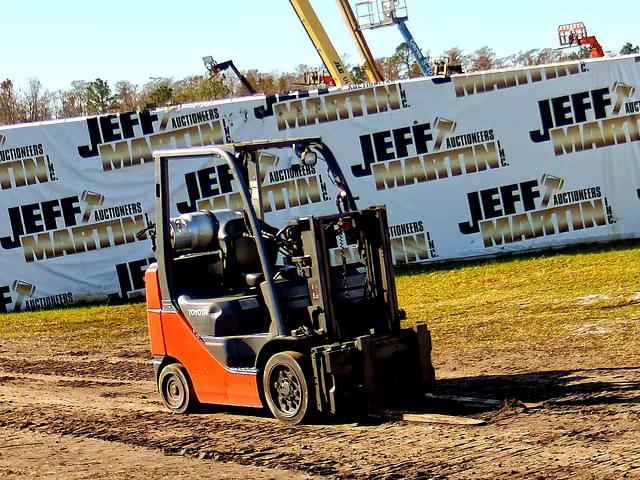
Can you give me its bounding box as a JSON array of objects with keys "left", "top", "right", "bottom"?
[{"left": 1, "top": 55, "right": 639, "bottom": 312}]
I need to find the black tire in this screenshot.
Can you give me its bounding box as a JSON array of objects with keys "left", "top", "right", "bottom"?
[
  {"left": 263, "top": 351, "right": 313, "bottom": 425},
  {"left": 158, "top": 363, "right": 197, "bottom": 414}
]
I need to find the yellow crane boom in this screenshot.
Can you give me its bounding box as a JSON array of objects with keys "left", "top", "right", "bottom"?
[
  {"left": 335, "top": 0, "right": 384, "bottom": 83},
  {"left": 289, "top": 0, "right": 354, "bottom": 87}
]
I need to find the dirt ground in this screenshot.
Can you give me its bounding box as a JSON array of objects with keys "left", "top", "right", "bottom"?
[{"left": 0, "top": 339, "right": 638, "bottom": 479}]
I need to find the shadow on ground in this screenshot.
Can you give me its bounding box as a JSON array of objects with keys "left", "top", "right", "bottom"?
[{"left": 432, "top": 366, "right": 640, "bottom": 415}]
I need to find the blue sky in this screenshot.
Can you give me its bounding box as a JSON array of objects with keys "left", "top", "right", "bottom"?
[{"left": 2, "top": 0, "right": 637, "bottom": 91}]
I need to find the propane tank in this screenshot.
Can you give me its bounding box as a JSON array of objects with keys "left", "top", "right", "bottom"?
[{"left": 169, "top": 211, "right": 219, "bottom": 253}]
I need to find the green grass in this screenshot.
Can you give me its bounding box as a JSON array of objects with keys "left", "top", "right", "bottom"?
[
  {"left": 0, "top": 302, "right": 148, "bottom": 349},
  {"left": 1, "top": 241, "right": 640, "bottom": 355},
  {"left": 397, "top": 241, "right": 640, "bottom": 354}
]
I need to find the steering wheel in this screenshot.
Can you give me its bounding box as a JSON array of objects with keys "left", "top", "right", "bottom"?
[{"left": 275, "top": 224, "right": 302, "bottom": 256}]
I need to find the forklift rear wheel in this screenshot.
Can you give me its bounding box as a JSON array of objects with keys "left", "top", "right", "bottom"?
[
  {"left": 158, "top": 363, "right": 196, "bottom": 414},
  {"left": 263, "top": 351, "right": 312, "bottom": 424}
]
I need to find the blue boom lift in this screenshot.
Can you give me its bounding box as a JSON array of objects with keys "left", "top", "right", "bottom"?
[{"left": 354, "top": 0, "right": 433, "bottom": 76}]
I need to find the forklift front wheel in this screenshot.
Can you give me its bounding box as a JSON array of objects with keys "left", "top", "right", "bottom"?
[
  {"left": 158, "top": 363, "right": 197, "bottom": 414},
  {"left": 263, "top": 351, "right": 312, "bottom": 425}
]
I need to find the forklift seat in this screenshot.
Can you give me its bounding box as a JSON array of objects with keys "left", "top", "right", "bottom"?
[
  {"left": 224, "top": 233, "right": 273, "bottom": 288},
  {"left": 219, "top": 217, "right": 278, "bottom": 288}
]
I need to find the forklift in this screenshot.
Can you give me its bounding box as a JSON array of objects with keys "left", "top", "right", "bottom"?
[{"left": 145, "top": 138, "right": 435, "bottom": 424}]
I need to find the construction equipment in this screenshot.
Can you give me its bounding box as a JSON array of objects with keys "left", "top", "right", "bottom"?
[
  {"left": 355, "top": 0, "right": 433, "bottom": 76},
  {"left": 289, "top": 0, "right": 354, "bottom": 87},
  {"left": 432, "top": 58, "right": 464, "bottom": 77},
  {"left": 557, "top": 22, "right": 605, "bottom": 58},
  {"left": 336, "top": 0, "right": 385, "bottom": 83},
  {"left": 303, "top": 69, "right": 336, "bottom": 87},
  {"left": 202, "top": 57, "right": 257, "bottom": 95},
  {"left": 145, "top": 138, "right": 435, "bottom": 424}
]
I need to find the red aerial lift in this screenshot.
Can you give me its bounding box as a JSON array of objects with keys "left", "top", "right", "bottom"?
[
  {"left": 145, "top": 138, "right": 435, "bottom": 424},
  {"left": 558, "top": 22, "right": 605, "bottom": 58},
  {"left": 303, "top": 69, "right": 336, "bottom": 87}
]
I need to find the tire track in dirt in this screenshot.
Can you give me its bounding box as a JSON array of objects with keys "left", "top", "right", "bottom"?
[
  {"left": 0, "top": 406, "right": 348, "bottom": 477},
  {"left": 0, "top": 398, "right": 639, "bottom": 479},
  {"left": 0, "top": 355, "right": 152, "bottom": 381},
  {"left": 0, "top": 428, "right": 313, "bottom": 480},
  {"left": 1, "top": 350, "right": 640, "bottom": 478}
]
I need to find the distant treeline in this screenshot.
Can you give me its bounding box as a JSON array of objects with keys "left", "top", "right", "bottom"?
[{"left": 1, "top": 42, "right": 638, "bottom": 126}]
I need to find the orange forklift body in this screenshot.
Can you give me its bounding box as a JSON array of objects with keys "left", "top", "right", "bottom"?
[{"left": 146, "top": 264, "right": 261, "bottom": 407}]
